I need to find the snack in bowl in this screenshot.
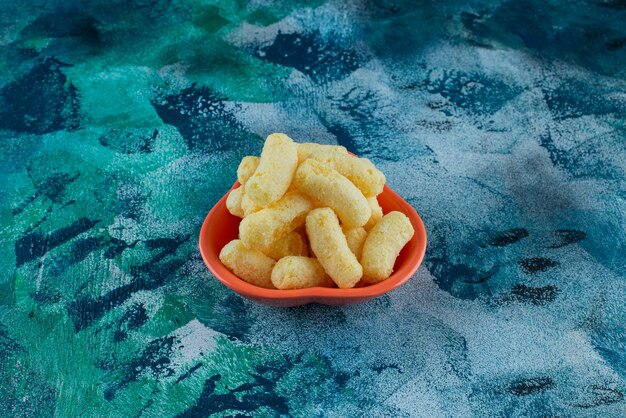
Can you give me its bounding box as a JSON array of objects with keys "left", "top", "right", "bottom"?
[
  {"left": 271, "top": 256, "right": 334, "bottom": 290},
  {"left": 259, "top": 230, "right": 308, "bottom": 260},
  {"left": 225, "top": 186, "right": 245, "bottom": 218},
  {"left": 239, "top": 191, "right": 314, "bottom": 249},
  {"left": 342, "top": 226, "right": 367, "bottom": 260},
  {"left": 294, "top": 159, "right": 371, "bottom": 229},
  {"left": 309, "top": 151, "right": 385, "bottom": 197},
  {"left": 218, "top": 133, "right": 416, "bottom": 291},
  {"left": 237, "top": 156, "right": 260, "bottom": 185},
  {"left": 361, "top": 211, "right": 415, "bottom": 284},
  {"left": 296, "top": 142, "right": 348, "bottom": 163},
  {"left": 219, "top": 239, "right": 275, "bottom": 289},
  {"left": 364, "top": 196, "right": 383, "bottom": 230},
  {"left": 245, "top": 133, "right": 298, "bottom": 206},
  {"left": 240, "top": 192, "right": 263, "bottom": 216},
  {"left": 306, "top": 207, "right": 363, "bottom": 289}
]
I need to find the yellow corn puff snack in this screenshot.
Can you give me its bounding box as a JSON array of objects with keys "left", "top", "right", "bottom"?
[
  {"left": 237, "top": 156, "right": 260, "bottom": 185},
  {"left": 241, "top": 191, "right": 264, "bottom": 216},
  {"left": 294, "top": 224, "right": 307, "bottom": 237},
  {"left": 271, "top": 256, "right": 334, "bottom": 289},
  {"left": 294, "top": 159, "right": 371, "bottom": 229},
  {"left": 306, "top": 208, "right": 362, "bottom": 289},
  {"left": 297, "top": 142, "right": 348, "bottom": 163},
  {"left": 361, "top": 211, "right": 414, "bottom": 283},
  {"left": 342, "top": 226, "right": 367, "bottom": 260},
  {"left": 219, "top": 239, "right": 276, "bottom": 289},
  {"left": 225, "top": 186, "right": 245, "bottom": 218},
  {"left": 239, "top": 192, "right": 314, "bottom": 249},
  {"left": 364, "top": 196, "right": 383, "bottom": 230},
  {"left": 259, "top": 231, "right": 308, "bottom": 260},
  {"left": 246, "top": 133, "right": 298, "bottom": 206},
  {"left": 310, "top": 151, "right": 385, "bottom": 197}
]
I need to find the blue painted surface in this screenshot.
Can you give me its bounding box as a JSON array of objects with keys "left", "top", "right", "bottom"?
[{"left": 0, "top": 0, "right": 624, "bottom": 416}]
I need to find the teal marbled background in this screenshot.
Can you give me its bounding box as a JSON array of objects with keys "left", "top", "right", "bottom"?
[{"left": 0, "top": 0, "right": 625, "bottom": 416}]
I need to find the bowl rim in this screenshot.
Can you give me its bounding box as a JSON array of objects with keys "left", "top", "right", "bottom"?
[{"left": 199, "top": 182, "right": 427, "bottom": 301}]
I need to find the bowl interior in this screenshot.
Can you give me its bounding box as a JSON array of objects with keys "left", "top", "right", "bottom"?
[{"left": 199, "top": 182, "right": 427, "bottom": 301}]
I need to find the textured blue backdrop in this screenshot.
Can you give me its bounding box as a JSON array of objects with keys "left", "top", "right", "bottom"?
[{"left": 0, "top": 0, "right": 624, "bottom": 416}]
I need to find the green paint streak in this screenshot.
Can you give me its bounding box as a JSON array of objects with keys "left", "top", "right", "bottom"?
[
  {"left": 144, "top": 295, "right": 195, "bottom": 337},
  {"left": 1, "top": 308, "right": 108, "bottom": 416},
  {"left": 193, "top": 4, "right": 230, "bottom": 33},
  {"left": 66, "top": 66, "right": 164, "bottom": 129}
]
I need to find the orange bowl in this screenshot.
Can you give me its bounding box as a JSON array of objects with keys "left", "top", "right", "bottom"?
[{"left": 199, "top": 182, "right": 427, "bottom": 307}]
